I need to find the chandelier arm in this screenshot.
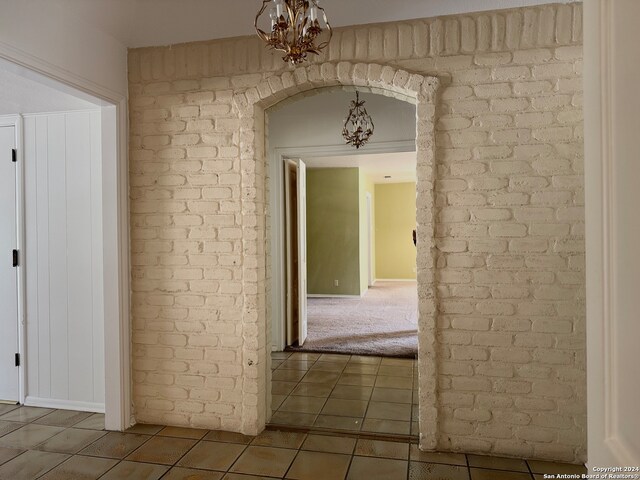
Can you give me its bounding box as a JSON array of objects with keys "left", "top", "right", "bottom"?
[
  {"left": 314, "top": 3, "right": 333, "bottom": 51},
  {"left": 286, "top": 1, "right": 296, "bottom": 42},
  {"left": 254, "top": 0, "right": 272, "bottom": 43}
]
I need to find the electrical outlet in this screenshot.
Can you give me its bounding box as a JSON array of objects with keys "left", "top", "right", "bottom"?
[{"left": 334, "top": 280, "right": 339, "bottom": 287}]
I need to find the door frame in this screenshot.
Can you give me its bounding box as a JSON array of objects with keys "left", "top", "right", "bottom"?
[
  {"left": 0, "top": 47, "right": 131, "bottom": 430},
  {"left": 366, "top": 192, "right": 374, "bottom": 287},
  {"left": 584, "top": 0, "right": 640, "bottom": 468},
  {"left": 0, "top": 115, "right": 25, "bottom": 404},
  {"left": 269, "top": 141, "right": 415, "bottom": 351},
  {"left": 283, "top": 159, "right": 295, "bottom": 347}
]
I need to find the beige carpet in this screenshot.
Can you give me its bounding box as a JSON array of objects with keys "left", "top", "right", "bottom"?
[{"left": 290, "top": 281, "right": 418, "bottom": 358}]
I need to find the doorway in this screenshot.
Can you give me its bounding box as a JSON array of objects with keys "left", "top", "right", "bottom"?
[
  {"left": 0, "top": 125, "right": 19, "bottom": 403},
  {"left": 265, "top": 87, "right": 423, "bottom": 437},
  {"left": 277, "top": 151, "right": 419, "bottom": 358},
  {"left": 233, "top": 62, "right": 439, "bottom": 441},
  {"left": 0, "top": 54, "right": 129, "bottom": 428}
]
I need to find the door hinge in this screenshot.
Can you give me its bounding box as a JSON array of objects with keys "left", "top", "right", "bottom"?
[
  {"left": 11, "top": 148, "right": 16, "bottom": 163},
  {"left": 14, "top": 354, "right": 20, "bottom": 367},
  {"left": 12, "top": 249, "right": 18, "bottom": 267}
]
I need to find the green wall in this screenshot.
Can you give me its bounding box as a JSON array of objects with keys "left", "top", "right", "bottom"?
[
  {"left": 375, "top": 182, "right": 417, "bottom": 280},
  {"left": 359, "top": 171, "right": 375, "bottom": 295},
  {"left": 306, "top": 168, "right": 361, "bottom": 295}
]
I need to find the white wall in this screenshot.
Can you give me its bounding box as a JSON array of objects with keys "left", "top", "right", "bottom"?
[
  {"left": 23, "top": 111, "right": 105, "bottom": 411},
  {"left": 0, "top": 0, "right": 128, "bottom": 97},
  {"left": 269, "top": 89, "right": 416, "bottom": 150}
]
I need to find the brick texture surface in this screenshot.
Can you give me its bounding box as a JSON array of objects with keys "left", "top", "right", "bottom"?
[{"left": 128, "top": 3, "right": 585, "bottom": 463}]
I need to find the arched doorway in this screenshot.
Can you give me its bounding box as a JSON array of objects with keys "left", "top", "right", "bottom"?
[{"left": 233, "top": 62, "right": 440, "bottom": 450}]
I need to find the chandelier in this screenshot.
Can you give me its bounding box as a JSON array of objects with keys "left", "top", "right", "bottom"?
[
  {"left": 343, "top": 92, "right": 375, "bottom": 149},
  {"left": 255, "top": 0, "right": 332, "bottom": 65}
]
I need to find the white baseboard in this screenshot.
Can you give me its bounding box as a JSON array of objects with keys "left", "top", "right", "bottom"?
[
  {"left": 24, "top": 396, "right": 105, "bottom": 413},
  {"left": 308, "top": 294, "right": 362, "bottom": 298},
  {"left": 374, "top": 279, "right": 417, "bottom": 282}
]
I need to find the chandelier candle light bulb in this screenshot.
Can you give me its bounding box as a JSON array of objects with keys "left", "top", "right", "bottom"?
[{"left": 255, "top": 0, "right": 332, "bottom": 65}]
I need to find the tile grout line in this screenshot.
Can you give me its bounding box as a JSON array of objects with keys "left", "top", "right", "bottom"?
[
  {"left": 0, "top": 404, "right": 588, "bottom": 479},
  {"left": 314, "top": 354, "right": 351, "bottom": 430},
  {"left": 271, "top": 354, "right": 417, "bottom": 437},
  {"left": 316, "top": 354, "right": 367, "bottom": 432}
]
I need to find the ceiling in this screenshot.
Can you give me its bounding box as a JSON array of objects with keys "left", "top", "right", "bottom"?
[
  {"left": 304, "top": 152, "right": 417, "bottom": 184},
  {"left": 53, "top": 0, "right": 573, "bottom": 48}
]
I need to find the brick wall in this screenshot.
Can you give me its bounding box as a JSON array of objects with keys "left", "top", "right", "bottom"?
[{"left": 128, "top": 3, "right": 585, "bottom": 462}]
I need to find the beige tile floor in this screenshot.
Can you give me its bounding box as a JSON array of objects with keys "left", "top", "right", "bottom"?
[
  {"left": 270, "top": 351, "right": 419, "bottom": 437},
  {"left": 0, "top": 403, "right": 587, "bottom": 480}
]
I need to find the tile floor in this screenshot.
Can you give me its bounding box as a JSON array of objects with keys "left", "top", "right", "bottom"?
[
  {"left": 0, "top": 403, "right": 587, "bottom": 480},
  {"left": 270, "top": 351, "right": 419, "bottom": 437}
]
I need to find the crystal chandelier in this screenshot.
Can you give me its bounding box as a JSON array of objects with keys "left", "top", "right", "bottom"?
[
  {"left": 255, "top": 0, "right": 332, "bottom": 65},
  {"left": 343, "top": 92, "right": 375, "bottom": 149}
]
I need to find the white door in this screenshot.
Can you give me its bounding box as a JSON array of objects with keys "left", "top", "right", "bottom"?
[
  {"left": 296, "top": 159, "right": 307, "bottom": 345},
  {"left": 0, "top": 126, "right": 19, "bottom": 403},
  {"left": 585, "top": 0, "right": 640, "bottom": 469},
  {"left": 283, "top": 158, "right": 307, "bottom": 346}
]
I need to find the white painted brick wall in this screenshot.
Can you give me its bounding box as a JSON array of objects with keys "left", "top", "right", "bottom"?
[{"left": 128, "top": 3, "right": 585, "bottom": 463}]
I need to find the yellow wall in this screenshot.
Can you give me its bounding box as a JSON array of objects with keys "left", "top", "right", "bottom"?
[
  {"left": 374, "top": 182, "right": 417, "bottom": 280},
  {"left": 306, "top": 168, "right": 361, "bottom": 295}
]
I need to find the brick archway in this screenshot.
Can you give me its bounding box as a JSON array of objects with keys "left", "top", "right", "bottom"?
[{"left": 233, "top": 62, "right": 440, "bottom": 449}]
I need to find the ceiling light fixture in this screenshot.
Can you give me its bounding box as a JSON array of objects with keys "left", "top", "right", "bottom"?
[
  {"left": 255, "top": 0, "right": 332, "bottom": 66},
  {"left": 343, "top": 91, "right": 375, "bottom": 149}
]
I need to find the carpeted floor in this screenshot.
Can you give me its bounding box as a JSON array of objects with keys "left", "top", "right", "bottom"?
[{"left": 289, "top": 281, "right": 418, "bottom": 358}]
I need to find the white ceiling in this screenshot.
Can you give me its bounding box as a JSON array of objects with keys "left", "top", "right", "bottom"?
[
  {"left": 305, "top": 152, "right": 417, "bottom": 184},
  {"left": 53, "top": 0, "right": 574, "bottom": 48},
  {"left": 0, "top": 57, "right": 100, "bottom": 115}
]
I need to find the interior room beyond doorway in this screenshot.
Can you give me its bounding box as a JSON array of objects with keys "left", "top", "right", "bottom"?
[{"left": 283, "top": 151, "right": 419, "bottom": 358}]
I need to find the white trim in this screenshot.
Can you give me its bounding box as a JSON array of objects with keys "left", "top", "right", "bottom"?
[
  {"left": 375, "top": 279, "right": 417, "bottom": 282},
  {"left": 366, "top": 192, "right": 374, "bottom": 287},
  {"left": 0, "top": 115, "right": 25, "bottom": 405},
  {"left": 271, "top": 153, "right": 286, "bottom": 351},
  {"left": 585, "top": 0, "right": 640, "bottom": 469},
  {"left": 0, "top": 45, "right": 131, "bottom": 431},
  {"left": 24, "top": 396, "right": 104, "bottom": 413},
  {"left": 22, "top": 109, "right": 101, "bottom": 117},
  {"left": 274, "top": 140, "right": 416, "bottom": 159},
  {"left": 0, "top": 40, "right": 123, "bottom": 104},
  {"left": 307, "top": 294, "right": 363, "bottom": 299}
]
